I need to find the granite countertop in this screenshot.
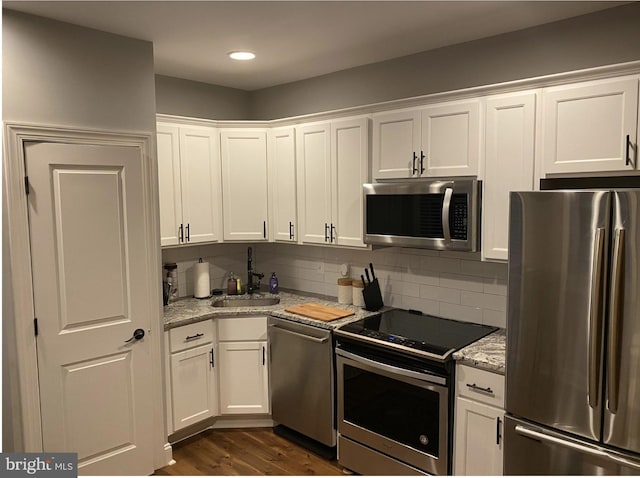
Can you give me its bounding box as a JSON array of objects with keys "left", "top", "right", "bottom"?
[
  {"left": 453, "top": 328, "right": 506, "bottom": 375},
  {"left": 163, "top": 290, "right": 379, "bottom": 331}
]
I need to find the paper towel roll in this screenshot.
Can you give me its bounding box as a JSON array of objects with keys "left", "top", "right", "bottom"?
[{"left": 193, "top": 259, "right": 210, "bottom": 299}]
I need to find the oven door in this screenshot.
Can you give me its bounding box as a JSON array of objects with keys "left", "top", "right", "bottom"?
[{"left": 336, "top": 347, "right": 449, "bottom": 475}]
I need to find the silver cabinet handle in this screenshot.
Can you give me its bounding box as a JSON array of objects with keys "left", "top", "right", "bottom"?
[
  {"left": 588, "top": 228, "right": 605, "bottom": 408},
  {"left": 268, "top": 324, "right": 328, "bottom": 343},
  {"left": 442, "top": 187, "right": 453, "bottom": 243},
  {"left": 515, "top": 424, "right": 640, "bottom": 471},
  {"left": 607, "top": 228, "right": 625, "bottom": 413}
]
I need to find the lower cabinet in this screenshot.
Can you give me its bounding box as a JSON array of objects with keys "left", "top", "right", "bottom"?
[
  {"left": 166, "top": 316, "right": 270, "bottom": 435},
  {"left": 454, "top": 364, "right": 505, "bottom": 475},
  {"left": 218, "top": 341, "right": 269, "bottom": 414},
  {"left": 168, "top": 320, "right": 218, "bottom": 432},
  {"left": 217, "top": 316, "right": 270, "bottom": 415},
  {"left": 170, "top": 343, "right": 218, "bottom": 431}
]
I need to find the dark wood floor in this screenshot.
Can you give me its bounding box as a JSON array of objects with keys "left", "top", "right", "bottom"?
[{"left": 154, "top": 428, "right": 345, "bottom": 476}]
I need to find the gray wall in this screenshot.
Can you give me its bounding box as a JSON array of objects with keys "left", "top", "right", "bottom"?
[
  {"left": 155, "top": 75, "right": 251, "bottom": 120},
  {"left": 2, "top": 9, "right": 157, "bottom": 452},
  {"left": 3, "top": 9, "right": 157, "bottom": 132},
  {"left": 249, "top": 3, "right": 640, "bottom": 119}
]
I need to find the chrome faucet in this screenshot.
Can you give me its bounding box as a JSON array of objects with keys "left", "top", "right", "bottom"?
[{"left": 247, "top": 247, "right": 264, "bottom": 295}]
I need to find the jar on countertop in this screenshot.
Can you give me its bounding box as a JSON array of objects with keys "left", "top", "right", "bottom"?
[
  {"left": 352, "top": 279, "right": 365, "bottom": 307},
  {"left": 338, "top": 278, "right": 353, "bottom": 305}
]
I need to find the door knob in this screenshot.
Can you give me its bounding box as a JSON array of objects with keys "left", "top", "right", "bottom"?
[{"left": 125, "top": 328, "right": 145, "bottom": 343}]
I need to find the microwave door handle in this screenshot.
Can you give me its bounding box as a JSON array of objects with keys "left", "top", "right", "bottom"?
[{"left": 442, "top": 187, "right": 453, "bottom": 243}]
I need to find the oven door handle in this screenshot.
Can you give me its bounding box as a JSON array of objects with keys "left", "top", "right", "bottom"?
[{"left": 336, "top": 348, "right": 447, "bottom": 386}]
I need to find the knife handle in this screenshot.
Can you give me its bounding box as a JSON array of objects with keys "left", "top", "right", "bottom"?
[
  {"left": 361, "top": 275, "right": 367, "bottom": 288},
  {"left": 369, "top": 263, "right": 376, "bottom": 279},
  {"left": 365, "top": 269, "right": 371, "bottom": 283}
]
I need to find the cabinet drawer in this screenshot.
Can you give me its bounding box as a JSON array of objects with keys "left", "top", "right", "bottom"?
[
  {"left": 456, "top": 364, "right": 505, "bottom": 408},
  {"left": 169, "top": 320, "right": 214, "bottom": 353},
  {"left": 218, "top": 316, "right": 267, "bottom": 341}
]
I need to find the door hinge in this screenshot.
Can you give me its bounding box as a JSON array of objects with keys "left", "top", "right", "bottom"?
[
  {"left": 25, "top": 176, "right": 30, "bottom": 195},
  {"left": 34, "top": 318, "right": 38, "bottom": 336}
]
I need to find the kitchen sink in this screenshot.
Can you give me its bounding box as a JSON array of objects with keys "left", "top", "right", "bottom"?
[{"left": 211, "top": 297, "right": 280, "bottom": 308}]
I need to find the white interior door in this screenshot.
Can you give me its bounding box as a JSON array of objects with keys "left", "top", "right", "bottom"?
[{"left": 25, "top": 142, "right": 154, "bottom": 476}]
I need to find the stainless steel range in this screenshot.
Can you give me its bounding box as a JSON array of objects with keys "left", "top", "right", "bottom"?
[{"left": 334, "top": 309, "right": 496, "bottom": 475}]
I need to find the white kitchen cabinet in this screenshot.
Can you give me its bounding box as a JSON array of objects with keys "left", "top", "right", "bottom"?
[
  {"left": 541, "top": 76, "right": 639, "bottom": 175},
  {"left": 483, "top": 91, "right": 537, "bottom": 262},
  {"left": 372, "top": 101, "right": 480, "bottom": 179},
  {"left": 268, "top": 127, "right": 297, "bottom": 242},
  {"left": 296, "top": 122, "right": 332, "bottom": 245},
  {"left": 454, "top": 364, "right": 505, "bottom": 476},
  {"left": 372, "top": 109, "right": 421, "bottom": 179},
  {"left": 421, "top": 100, "right": 480, "bottom": 177},
  {"left": 454, "top": 397, "right": 504, "bottom": 476},
  {"left": 297, "top": 117, "right": 369, "bottom": 247},
  {"left": 157, "top": 123, "right": 222, "bottom": 246},
  {"left": 220, "top": 129, "right": 269, "bottom": 241},
  {"left": 217, "top": 317, "right": 269, "bottom": 415},
  {"left": 168, "top": 321, "right": 218, "bottom": 432}
]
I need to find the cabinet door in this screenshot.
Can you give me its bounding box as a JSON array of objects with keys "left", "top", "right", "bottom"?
[
  {"left": 332, "top": 117, "right": 369, "bottom": 248},
  {"left": 454, "top": 397, "right": 504, "bottom": 476},
  {"left": 421, "top": 100, "right": 480, "bottom": 177},
  {"left": 156, "top": 124, "right": 183, "bottom": 246},
  {"left": 170, "top": 343, "right": 217, "bottom": 431},
  {"left": 542, "top": 77, "right": 638, "bottom": 174},
  {"left": 220, "top": 130, "right": 269, "bottom": 241},
  {"left": 483, "top": 92, "right": 536, "bottom": 262},
  {"left": 268, "top": 127, "right": 297, "bottom": 242},
  {"left": 372, "top": 109, "right": 421, "bottom": 179},
  {"left": 218, "top": 341, "right": 269, "bottom": 415},
  {"left": 179, "top": 127, "right": 222, "bottom": 244},
  {"left": 296, "top": 123, "right": 332, "bottom": 245}
]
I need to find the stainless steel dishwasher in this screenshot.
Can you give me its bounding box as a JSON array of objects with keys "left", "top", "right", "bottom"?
[{"left": 268, "top": 316, "right": 336, "bottom": 448}]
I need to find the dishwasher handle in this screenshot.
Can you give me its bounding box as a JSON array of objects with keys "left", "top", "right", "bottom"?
[{"left": 268, "top": 324, "right": 329, "bottom": 344}]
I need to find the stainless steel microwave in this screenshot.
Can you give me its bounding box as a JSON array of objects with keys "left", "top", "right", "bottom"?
[{"left": 363, "top": 179, "right": 481, "bottom": 251}]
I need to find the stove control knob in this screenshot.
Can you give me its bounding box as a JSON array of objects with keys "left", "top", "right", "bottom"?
[{"left": 419, "top": 435, "right": 429, "bottom": 446}]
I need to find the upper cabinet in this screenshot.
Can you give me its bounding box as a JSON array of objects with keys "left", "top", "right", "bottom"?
[
  {"left": 541, "top": 76, "right": 639, "bottom": 175},
  {"left": 297, "top": 117, "right": 369, "bottom": 248},
  {"left": 371, "top": 109, "right": 421, "bottom": 179},
  {"left": 268, "top": 127, "right": 297, "bottom": 243},
  {"left": 482, "top": 91, "right": 537, "bottom": 262},
  {"left": 220, "top": 129, "right": 269, "bottom": 241},
  {"left": 372, "top": 100, "right": 480, "bottom": 180},
  {"left": 421, "top": 101, "right": 481, "bottom": 177},
  {"left": 157, "top": 123, "right": 222, "bottom": 247}
]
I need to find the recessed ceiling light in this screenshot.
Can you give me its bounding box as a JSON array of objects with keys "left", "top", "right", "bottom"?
[{"left": 228, "top": 51, "right": 256, "bottom": 61}]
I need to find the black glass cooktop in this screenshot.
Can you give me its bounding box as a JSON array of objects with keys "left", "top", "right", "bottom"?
[{"left": 336, "top": 309, "right": 497, "bottom": 360}]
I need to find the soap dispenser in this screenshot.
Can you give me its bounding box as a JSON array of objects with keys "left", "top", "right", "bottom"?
[
  {"left": 269, "top": 272, "right": 279, "bottom": 294},
  {"left": 227, "top": 272, "right": 237, "bottom": 295}
]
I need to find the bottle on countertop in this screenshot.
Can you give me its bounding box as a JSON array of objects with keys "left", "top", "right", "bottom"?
[
  {"left": 269, "top": 272, "right": 279, "bottom": 294},
  {"left": 227, "top": 272, "right": 237, "bottom": 295}
]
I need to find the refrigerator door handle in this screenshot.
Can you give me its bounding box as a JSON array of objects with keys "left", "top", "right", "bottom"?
[
  {"left": 607, "top": 228, "right": 625, "bottom": 414},
  {"left": 442, "top": 187, "right": 453, "bottom": 243},
  {"left": 515, "top": 424, "right": 640, "bottom": 471},
  {"left": 588, "top": 227, "right": 606, "bottom": 408}
]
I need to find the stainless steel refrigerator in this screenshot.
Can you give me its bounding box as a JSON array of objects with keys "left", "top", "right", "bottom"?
[{"left": 505, "top": 188, "right": 640, "bottom": 474}]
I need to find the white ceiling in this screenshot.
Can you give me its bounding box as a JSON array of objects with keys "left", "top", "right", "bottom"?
[{"left": 4, "top": 1, "right": 626, "bottom": 91}]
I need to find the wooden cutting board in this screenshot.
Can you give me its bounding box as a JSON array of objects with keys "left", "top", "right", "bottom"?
[{"left": 284, "top": 302, "right": 355, "bottom": 322}]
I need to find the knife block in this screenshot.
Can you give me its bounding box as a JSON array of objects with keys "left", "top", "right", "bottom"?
[{"left": 362, "top": 279, "right": 384, "bottom": 311}]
